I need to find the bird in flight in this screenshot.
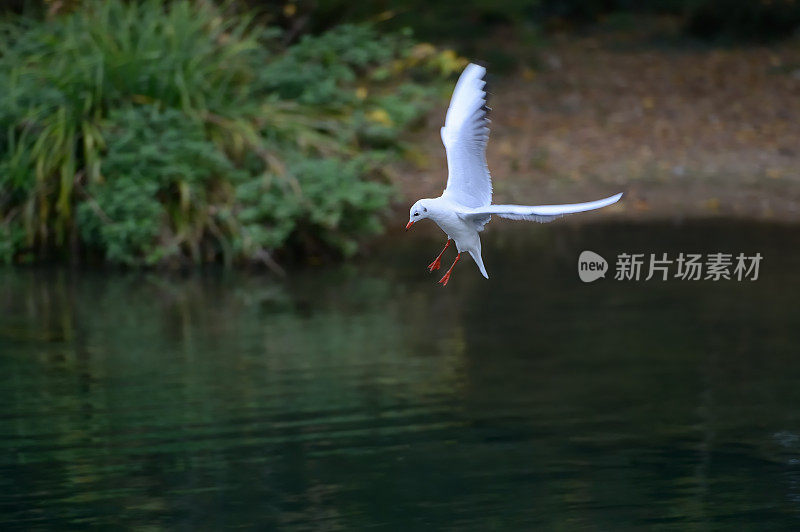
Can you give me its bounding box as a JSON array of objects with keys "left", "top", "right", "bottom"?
[{"left": 406, "top": 63, "right": 622, "bottom": 286}]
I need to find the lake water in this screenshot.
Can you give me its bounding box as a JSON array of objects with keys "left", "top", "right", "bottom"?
[{"left": 2, "top": 220, "right": 800, "bottom": 529}]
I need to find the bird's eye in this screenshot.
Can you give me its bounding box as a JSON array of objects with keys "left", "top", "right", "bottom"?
[{"left": 414, "top": 212, "right": 419, "bottom": 217}]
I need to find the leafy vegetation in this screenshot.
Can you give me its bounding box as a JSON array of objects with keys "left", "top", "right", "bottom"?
[{"left": 0, "top": 0, "right": 463, "bottom": 266}]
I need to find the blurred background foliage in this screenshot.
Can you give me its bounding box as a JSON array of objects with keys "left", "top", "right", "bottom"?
[
  {"left": 1, "top": 0, "right": 799, "bottom": 267},
  {"left": 0, "top": 0, "right": 464, "bottom": 266}
]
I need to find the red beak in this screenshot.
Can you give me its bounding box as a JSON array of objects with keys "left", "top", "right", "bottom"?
[{"left": 405, "top": 221, "right": 414, "bottom": 231}]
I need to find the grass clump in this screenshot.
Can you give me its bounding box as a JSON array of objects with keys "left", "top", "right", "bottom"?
[{"left": 0, "top": 0, "right": 463, "bottom": 266}]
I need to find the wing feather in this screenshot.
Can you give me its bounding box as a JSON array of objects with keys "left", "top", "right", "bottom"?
[
  {"left": 440, "top": 63, "right": 492, "bottom": 209},
  {"left": 461, "top": 193, "right": 623, "bottom": 224}
]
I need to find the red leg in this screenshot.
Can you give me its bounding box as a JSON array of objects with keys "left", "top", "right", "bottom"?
[
  {"left": 438, "top": 253, "right": 461, "bottom": 286},
  {"left": 427, "top": 239, "right": 451, "bottom": 272}
]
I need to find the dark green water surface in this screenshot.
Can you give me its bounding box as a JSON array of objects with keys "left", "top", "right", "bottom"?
[{"left": 2, "top": 220, "right": 800, "bottom": 529}]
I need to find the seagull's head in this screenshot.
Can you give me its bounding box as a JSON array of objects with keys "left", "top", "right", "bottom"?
[{"left": 406, "top": 200, "right": 430, "bottom": 230}]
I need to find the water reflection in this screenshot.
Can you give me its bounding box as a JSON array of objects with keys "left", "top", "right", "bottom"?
[{"left": 2, "top": 220, "right": 800, "bottom": 528}]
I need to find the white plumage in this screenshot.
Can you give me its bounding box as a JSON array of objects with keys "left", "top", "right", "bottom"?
[
  {"left": 406, "top": 63, "right": 623, "bottom": 286},
  {"left": 441, "top": 63, "right": 492, "bottom": 209}
]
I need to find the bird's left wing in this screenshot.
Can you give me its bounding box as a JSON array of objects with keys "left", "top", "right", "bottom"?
[
  {"left": 459, "top": 193, "right": 623, "bottom": 223},
  {"left": 440, "top": 63, "right": 492, "bottom": 209}
]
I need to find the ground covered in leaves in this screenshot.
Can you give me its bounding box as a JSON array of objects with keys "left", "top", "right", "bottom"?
[{"left": 399, "top": 29, "right": 800, "bottom": 222}]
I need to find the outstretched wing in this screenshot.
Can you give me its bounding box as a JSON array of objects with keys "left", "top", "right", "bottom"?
[
  {"left": 440, "top": 63, "right": 492, "bottom": 209},
  {"left": 460, "top": 193, "right": 623, "bottom": 224}
]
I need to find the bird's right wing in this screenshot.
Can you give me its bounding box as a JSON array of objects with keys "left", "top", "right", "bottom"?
[
  {"left": 440, "top": 63, "right": 492, "bottom": 209},
  {"left": 460, "top": 193, "right": 623, "bottom": 224}
]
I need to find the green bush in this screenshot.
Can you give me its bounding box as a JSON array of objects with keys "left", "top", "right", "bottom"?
[
  {"left": 0, "top": 0, "right": 461, "bottom": 266},
  {"left": 236, "top": 154, "right": 392, "bottom": 258},
  {"left": 77, "top": 105, "right": 242, "bottom": 265}
]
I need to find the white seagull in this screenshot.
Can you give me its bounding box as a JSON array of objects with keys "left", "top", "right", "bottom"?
[{"left": 405, "top": 63, "right": 623, "bottom": 286}]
